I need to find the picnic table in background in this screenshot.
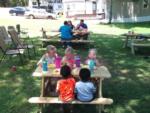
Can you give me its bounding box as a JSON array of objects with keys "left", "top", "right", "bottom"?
[
  {"left": 122, "top": 32, "right": 150, "bottom": 48},
  {"left": 40, "top": 28, "right": 94, "bottom": 47},
  {"left": 122, "top": 32, "right": 139, "bottom": 48},
  {"left": 40, "top": 28, "right": 60, "bottom": 39}
]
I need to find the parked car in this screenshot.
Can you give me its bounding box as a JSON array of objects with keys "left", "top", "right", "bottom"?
[
  {"left": 9, "top": 7, "right": 28, "bottom": 16},
  {"left": 24, "top": 8, "right": 56, "bottom": 19}
]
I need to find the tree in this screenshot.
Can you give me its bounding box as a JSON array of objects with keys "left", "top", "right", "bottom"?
[
  {"left": 37, "top": 0, "right": 40, "bottom": 7},
  {"left": 108, "top": 0, "right": 112, "bottom": 24},
  {"left": 0, "top": 0, "right": 9, "bottom": 7}
]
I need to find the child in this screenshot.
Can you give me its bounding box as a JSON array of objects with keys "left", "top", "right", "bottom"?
[
  {"left": 85, "top": 49, "right": 100, "bottom": 67},
  {"left": 68, "top": 20, "right": 75, "bottom": 30},
  {"left": 37, "top": 45, "right": 58, "bottom": 96},
  {"left": 75, "top": 68, "right": 96, "bottom": 102},
  {"left": 37, "top": 45, "right": 57, "bottom": 66},
  {"left": 56, "top": 65, "right": 76, "bottom": 102},
  {"left": 61, "top": 46, "right": 75, "bottom": 69}
]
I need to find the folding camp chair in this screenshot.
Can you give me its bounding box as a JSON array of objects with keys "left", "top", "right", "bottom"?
[
  {"left": 0, "top": 26, "right": 12, "bottom": 44},
  {"left": 8, "top": 29, "right": 36, "bottom": 58},
  {"left": 0, "top": 33, "right": 25, "bottom": 64}
]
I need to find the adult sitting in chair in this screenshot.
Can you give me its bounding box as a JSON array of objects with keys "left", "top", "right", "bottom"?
[{"left": 75, "top": 19, "right": 89, "bottom": 40}]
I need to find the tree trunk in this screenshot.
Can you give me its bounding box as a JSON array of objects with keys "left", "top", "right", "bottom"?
[
  {"left": 108, "top": 0, "right": 112, "bottom": 24},
  {"left": 37, "top": 0, "right": 40, "bottom": 7}
]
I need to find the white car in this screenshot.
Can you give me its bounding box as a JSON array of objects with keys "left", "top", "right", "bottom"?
[{"left": 25, "top": 8, "right": 56, "bottom": 19}]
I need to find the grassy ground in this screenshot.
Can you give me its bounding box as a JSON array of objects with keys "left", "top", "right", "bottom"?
[
  {"left": 0, "top": 18, "right": 150, "bottom": 36},
  {"left": 0, "top": 22, "right": 150, "bottom": 113}
]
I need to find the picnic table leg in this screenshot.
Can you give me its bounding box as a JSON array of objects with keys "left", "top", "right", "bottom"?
[
  {"left": 41, "top": 77, "right": 45, "bottom": 97},
  {"left": 99, "top": 78, "right": 104, "bottom": 113},
  {"left": 38, "top": 104, "right": 44, "bottom": 113},
  {"left": 124, "top": 36, "right": 129, "bottom": 48},
  {"left": 39, "top": 77, "right": 45, "bottom": 113},
  {"left": 131, "top": 43, "right": 135, "bottom": 55},
  {"left": 99, "top": 78, "right": 103, "bottom": 97}
]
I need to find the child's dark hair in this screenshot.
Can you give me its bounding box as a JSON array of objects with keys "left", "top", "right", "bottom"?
[
  {"left": 60, "top": 65, "right": 71, "bottom": 78},
  {"left": 64, "top": 21, "right": 68, "bottom": 25},
  {"left": 79, "top": 68, "right": 91, "bottom": 82}
]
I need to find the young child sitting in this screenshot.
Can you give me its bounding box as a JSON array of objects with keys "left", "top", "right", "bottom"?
[
  {"left": 56, "top": 65, "right": 76, "bottom": 102},
  {"left": 61, "top": 46, "right": 75, "bottom": 69},
  {"left": 37, "top": 45, "right": 58, "bottom": 96},
  {"left": 37, "top": 45, "right": 58, "bottom": 66},
  {"left": 85, "top": 49, "right": 100, "bottom": 68},
  {"left": 75, "top": 68, "right": 96, "bottom": 102}
]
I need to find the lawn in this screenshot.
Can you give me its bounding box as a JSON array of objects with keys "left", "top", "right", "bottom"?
[{"left": 0, "top": 22, "right": 150, "bottom": 113}]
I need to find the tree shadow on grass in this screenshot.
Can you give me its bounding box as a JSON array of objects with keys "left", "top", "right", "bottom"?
[
  {"left": 91, "top": 33, "right": 150, "bottom": 113},
  {"left": 0, "top": 33, "right": 149, "bottom": 113},
  {"left": 0, "top": 53, "right": 42, "bottom": 113}
]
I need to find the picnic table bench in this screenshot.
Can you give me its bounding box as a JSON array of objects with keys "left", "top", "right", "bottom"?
[
  {"left": 131, "top": 39, "right": 150, "bottom": 55},
  {"left": 40, "top": 29, "right": 94, "bottom": 47}
]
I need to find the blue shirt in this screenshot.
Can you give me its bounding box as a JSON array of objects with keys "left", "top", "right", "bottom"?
[
  {"left": 59, "top": 25, "right": 73, "bottom": 39},
  {"left": 78, "top": 23, "right": 88, "bottom": 29},
  {"left": 75, "top": 81, "right": 96, "bottom": 102}
]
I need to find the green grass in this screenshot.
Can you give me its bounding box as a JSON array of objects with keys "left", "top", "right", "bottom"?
[{"left": 0, "top": 22, "right": 150, "bottom": 113}]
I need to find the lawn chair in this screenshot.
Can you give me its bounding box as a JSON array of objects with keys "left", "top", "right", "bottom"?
[
  {"left": 0, "top": 33, "right": 25, "bottom": 64},
  {"left": 0, "top": 26, "right": 12, "bottom": 44},
  {"left": 8, "top": 29, "right": 36, "bottom": 58}
]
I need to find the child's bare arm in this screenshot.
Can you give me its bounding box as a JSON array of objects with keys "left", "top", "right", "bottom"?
[
  {"left": 56, "top": 81, "right": 60, "bottom": 93},
  {"left": 95, "top": 59, "right": 101, "bottom": 67}
]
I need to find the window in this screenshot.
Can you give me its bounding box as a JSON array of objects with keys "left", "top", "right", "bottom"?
[
  {"left": 143, "top": 0, "right": 149, "bottom": 8},
  {"left": 32, "top": 2, "right": 37, "bottom": 5},
  {"left": 58, "top": 5, "right": 62, "bottom": 9}
]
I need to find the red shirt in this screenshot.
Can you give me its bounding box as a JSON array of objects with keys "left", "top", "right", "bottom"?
[{"left": 57, "top": 77, "right": 76, "bottom": 102}]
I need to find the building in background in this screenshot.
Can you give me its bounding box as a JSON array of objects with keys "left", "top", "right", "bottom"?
[
  {"left": 105, "top": 0, "right": 150, "bottom": 23},
  {"left": 28, "top": 0, "right": 150, "bottom": 22},
  {"left": 62, "top": 0, "right": 106, "bottom": 19}
]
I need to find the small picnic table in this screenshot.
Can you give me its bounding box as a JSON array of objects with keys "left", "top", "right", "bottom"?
[
  {"left": 30, "top": 57, "right": 112, "bottom": 113},
  {"left": 122, "top": 33, "right": 150, "bottom": 48},
  {"left": 32, "top": 62, "right": 111, "bottom": 98}
]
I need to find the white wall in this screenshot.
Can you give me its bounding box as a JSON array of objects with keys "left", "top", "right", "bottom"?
[
  {"left": 112, "top": 16, "right": 150, "bottom": 23},
  {"left": 85, "top": 1, "right": 93, "bottom": 14},
  {"left": 63, "top": 2, "right": 86, "bottom": 16}
]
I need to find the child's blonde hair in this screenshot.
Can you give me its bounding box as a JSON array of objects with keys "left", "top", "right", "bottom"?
[
  {"left": 47, "top": 45, "right": 57, "bottom": 52},
  {"left": 65, "top": 46, "right": 72, "bottom": 54},
  {"left": 89, "top": 49, "right": 97, "bottom": 54}
]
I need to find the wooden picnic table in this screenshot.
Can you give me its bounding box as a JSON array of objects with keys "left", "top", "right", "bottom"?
[
  {"left": 122, "top": 33, "right": 139, "bottom": 48},
  {"left": 32, "top": 64, "right": 111, "bottom": 98},
  {"left": 122, "top": 33, "right": 150, "bottom": 48}
]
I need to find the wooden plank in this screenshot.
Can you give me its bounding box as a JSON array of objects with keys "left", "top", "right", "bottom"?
[
  {"left": 28, "top": 97, "right": 113, "bottom": 105},
  {"left": 39, "top": 39, "right": 94, "bottom": 43},
  {"left": 132, "top": 43, "right": 150, "bottom": 47},
  {"left": 32, "top": 66, "right": 111, "bottom": 79}
]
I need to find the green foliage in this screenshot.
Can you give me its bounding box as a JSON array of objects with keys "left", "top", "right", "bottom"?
[{"left": 0, "top": 0, "right": 28, "bottom": 7}]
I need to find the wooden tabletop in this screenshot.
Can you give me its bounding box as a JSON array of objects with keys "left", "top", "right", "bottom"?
[
  {"left": 122, "top": 33, "right": 139, "bottom": 37},
  {"left": 32, "top": 65, "right": 111, "bottom": 79}
]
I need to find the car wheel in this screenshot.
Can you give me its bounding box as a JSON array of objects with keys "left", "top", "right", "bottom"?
[
  {"left": 47, "top": 16, "right": 54, "bottom": 19},
  {"left": 29, "top": 15, "right": 34, "bottom": 19},
  {"left": 12, "top": 12, "right": 16, "bottom": 16}
]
